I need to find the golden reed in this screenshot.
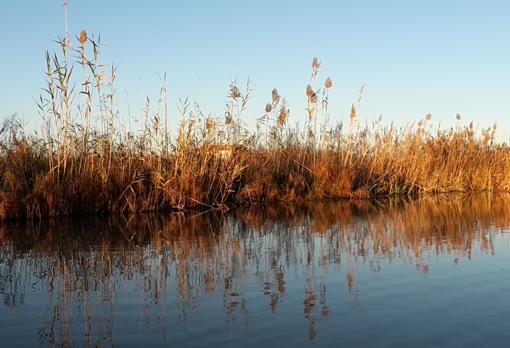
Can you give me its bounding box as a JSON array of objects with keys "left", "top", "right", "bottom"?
[{"left": 0, "top": 36, "right": 508, "bottom": 220}]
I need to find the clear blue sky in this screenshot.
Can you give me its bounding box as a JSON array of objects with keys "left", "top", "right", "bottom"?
[{"left": 1, "top": 0, "right": 509, "bottom": 136}]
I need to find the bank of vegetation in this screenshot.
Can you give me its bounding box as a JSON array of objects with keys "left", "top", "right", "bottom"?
[{"left": 0, "top": 31, "right": 508, "bottom": 220}]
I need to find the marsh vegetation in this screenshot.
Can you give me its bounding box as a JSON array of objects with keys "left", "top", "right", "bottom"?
[{"left": 0, "top": 31, "right": 508, "bottom": 220}]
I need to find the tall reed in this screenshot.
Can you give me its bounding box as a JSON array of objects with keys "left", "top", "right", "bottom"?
[{"left": 0, "top": 33, "right": 509, "bottom": 220}]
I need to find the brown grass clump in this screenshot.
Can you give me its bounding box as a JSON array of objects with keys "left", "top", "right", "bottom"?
[{"left": 0, "top": 31, "right": 509, "bottom": 220}]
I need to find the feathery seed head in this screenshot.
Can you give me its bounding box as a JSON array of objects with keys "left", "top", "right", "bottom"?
[
  {"left": 272, "top": 89, "right": 280, "bottom": 104},
  {"left": 79, "top": 30, "right": 88, "bottom": 46},
  {"left": 350, "top": 104, "right": 357, "bottom": 121},
  {"left": 324, "top": 77, "right": 333, "bottom": 90},
  {"left": 311, "top": 57, "right": 322, "bottom": 80},
  {"left": 310, "top": 93, "right": 318, "bottom": 104},
  {"left": 277, "top": 105, "right": 288, "bottom": 127},
  {"left": 229, "top": 84, "right": 241, "bottom": 100},
  {"left": 306, "top": 85, "right": 314, "bottom": 97}
]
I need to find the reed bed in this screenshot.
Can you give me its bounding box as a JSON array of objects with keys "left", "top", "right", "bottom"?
[{"left": 1, "top": 32, "right": 509, "bottom": 220}]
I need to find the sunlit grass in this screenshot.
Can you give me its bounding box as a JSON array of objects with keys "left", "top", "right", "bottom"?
[{"left": 0, "top": 32, "right": 509, "bottom": 220}]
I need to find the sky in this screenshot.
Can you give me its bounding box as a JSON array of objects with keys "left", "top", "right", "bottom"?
[{"left": 1, "top": 0, "right": 510, "bottom": 137}]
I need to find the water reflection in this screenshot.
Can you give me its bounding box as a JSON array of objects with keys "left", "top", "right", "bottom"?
[{"left": 1, "top": 195, "right": 509, "bottom": 346}]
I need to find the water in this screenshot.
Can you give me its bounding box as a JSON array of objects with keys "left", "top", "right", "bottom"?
[{"left": 1, "top": 196, "right": 510, "bottom": 347}]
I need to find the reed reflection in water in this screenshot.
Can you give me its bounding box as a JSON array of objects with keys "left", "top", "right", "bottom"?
[{"left": 1, "top": 195, "right": 510, "bottom": 347}]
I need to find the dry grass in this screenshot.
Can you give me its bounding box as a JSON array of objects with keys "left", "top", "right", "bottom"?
[{"left": 0, "top": 33, "right": 509, "bottom": 220}]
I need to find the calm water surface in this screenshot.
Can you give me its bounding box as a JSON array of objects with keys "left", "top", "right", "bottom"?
[{"left": 1, "top": 196, "right": 510, "bottom": 347}]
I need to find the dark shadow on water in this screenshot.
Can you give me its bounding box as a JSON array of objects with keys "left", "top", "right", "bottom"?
[{"left": 1, "top": 194, "right": 510, "bottom": 346}]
